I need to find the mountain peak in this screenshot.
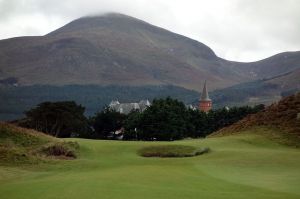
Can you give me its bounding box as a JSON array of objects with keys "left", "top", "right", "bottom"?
[
  {"left": 91, "top": 12, "right": 137, "bottom": 19},
  {"left": 82, "top": 12, "right": 145, "bottom": 23},
  {"left": 47, "top": 12, "right": 148, "bottom": 36}
]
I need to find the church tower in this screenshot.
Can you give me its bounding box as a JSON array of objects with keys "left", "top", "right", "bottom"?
[{"left": 199, "top": 81, "right": 212, "bottom": 112}]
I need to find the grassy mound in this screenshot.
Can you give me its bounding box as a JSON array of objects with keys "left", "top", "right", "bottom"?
[
  {"left": 0, "top": 122, "right": 79, "bottom": 164},
  {"left": 138, "top": 145, "right": 210, "bottom": 157},
  {"left": 211, "top": 93, "right": 300, "bottom": 146}
]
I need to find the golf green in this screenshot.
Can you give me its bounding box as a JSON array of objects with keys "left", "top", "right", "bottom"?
[{"left": 1, "top": 129, "right": 300, "bottom": 199}]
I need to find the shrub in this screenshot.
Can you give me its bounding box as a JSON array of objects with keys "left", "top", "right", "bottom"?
[{"left": 40, "top": 141, "right": 79, "bottom": 158}]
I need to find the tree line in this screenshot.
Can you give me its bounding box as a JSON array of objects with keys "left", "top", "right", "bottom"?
[{"left": 18, "top": 97, "right": 264, "bottom": 140}]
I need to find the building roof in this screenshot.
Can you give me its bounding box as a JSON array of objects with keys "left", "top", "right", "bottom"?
[
  {"left": 200, "top": 80, "right": 211, "bottom": 101},
  {"left": 109, "top": 100, "right": 151, "bottom": 114},
  {"left": 139, "top": 100, "right": 151, "bottom": 111},
  {"left": 109, "top": 100, "right": 120, "bottom": 106}
]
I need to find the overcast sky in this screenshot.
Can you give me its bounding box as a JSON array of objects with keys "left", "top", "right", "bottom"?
[{"left": 0, "top": 0, "right": 299, "bottom": 62}]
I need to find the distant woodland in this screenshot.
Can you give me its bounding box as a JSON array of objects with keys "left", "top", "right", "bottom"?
[{"left": 0, "top": 80, "right": 297, "bottom": 121}]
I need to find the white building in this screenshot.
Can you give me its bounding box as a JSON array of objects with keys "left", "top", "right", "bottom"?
[{"left": 109, "top": 100, "right": 151, "bottom": 114}]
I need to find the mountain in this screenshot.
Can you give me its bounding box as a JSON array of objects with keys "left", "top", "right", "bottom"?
[
  {"left": 1, "top": 13, "right": 299, "bottom": 91},
  {"left": 0, "top": 13, "right": 300, "bottom": 121}
]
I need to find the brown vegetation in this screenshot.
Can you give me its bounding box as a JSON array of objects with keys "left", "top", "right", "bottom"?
[
  {"left": 212, "top": 93, "right": 300, "bottom": 139},
  {"left": 40, "top": 142, "right": 79, "bottom": 159}
]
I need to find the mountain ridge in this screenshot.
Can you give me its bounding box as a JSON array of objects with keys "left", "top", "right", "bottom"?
[{"left": 0, "top": 13, "right": 299, "bottom": 92}]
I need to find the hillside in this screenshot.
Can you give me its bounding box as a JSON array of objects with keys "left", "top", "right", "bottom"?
[
  {"left": 209, "top": 74, "right": 300, "bottom": 108},
  {"left": 212, "top": 93, "right": 300, "bottom": 145},
  {"left": 0, "top": 80, "right": 298, "bottom": 121},
  {"left": 266, "top": 68, "right": 300, "bottom": 92},
  {"left": 0, "top": 13, "right": 299, "bottom": 91},
  {"left": 226, "top": 51, "right": 300, "bottom": 80},
  {"left": 0, "top": 85, "right": 199, "bottom": 121}
]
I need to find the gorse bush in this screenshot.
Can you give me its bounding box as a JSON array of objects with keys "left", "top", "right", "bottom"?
[{"left": 40, "top": 142, "right": 79, "bottom": 158}]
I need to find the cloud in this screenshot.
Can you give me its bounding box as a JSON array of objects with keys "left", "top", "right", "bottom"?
[{"left": 0, "top": 0, "right": 299, "bottom": 62}]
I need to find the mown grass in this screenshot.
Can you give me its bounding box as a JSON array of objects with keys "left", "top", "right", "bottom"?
[
  {"left": 0, "top": 126, "right": 300, "bottom": 199},
  {"left": 138, "top": 145, "right": 210, "bottom": 157}
]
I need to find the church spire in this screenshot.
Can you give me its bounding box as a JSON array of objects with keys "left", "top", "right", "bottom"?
[
  {"left": 200, "top": 80, "right": 211, "bottom": 101},
  {"left": 199, "top": 80, "right": 212, "bottom": 112}
]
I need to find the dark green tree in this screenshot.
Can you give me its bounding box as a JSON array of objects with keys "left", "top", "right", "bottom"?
[
  {"left": 23, "top": 101, "right": 90, "bottom": 137},
  {"left": 124, "top": 97, "right": 192, "bottom": 141},
  {"left": 123, "top": 110, "right": 142, "bottom": 140},
  {"left": 187, "top": 109, "right": 208, "bottom": 137},
  {"left": 123, "top": 98, "right": 265, "bottom": 140},
  {"left": 91, "top": 107, "right": 127, "bottom": 139}
]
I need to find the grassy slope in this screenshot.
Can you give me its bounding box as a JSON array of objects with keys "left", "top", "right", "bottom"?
[
  {"left": 0, "top": 123, "right": 78, "bottom": 165},
  {"left": 212, "top": 93, "right": 300, "bottom": 146},
  {"left": 0, "top": 123, "right": 56, "bottom": 164},
  {"left": 0, "top": 127, "right": 300, "bottom": 199}
]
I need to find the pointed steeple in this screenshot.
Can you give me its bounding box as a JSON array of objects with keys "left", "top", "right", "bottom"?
[{"left": 200, "top": 80, "right": 211, "bottom": 101}]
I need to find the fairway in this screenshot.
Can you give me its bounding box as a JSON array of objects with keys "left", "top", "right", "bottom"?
[{"left": 1, "top": 130, "right": 300, "bottom": 199}]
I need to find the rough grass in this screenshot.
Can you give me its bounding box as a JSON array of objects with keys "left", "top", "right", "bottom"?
[
  {"left": 0, "top": 122, "right": 54, "bottom": 146},
  {"left": 0, "top": 145, "right": 33, "bottom": 164},
  {"left": 40, "top": 141, "right": 79, "bottom": 158},
  {"left": 0, "top": 122, "right": 79, "bottom": 164},
  {"left": 138, "top": 145, "right": 210, "bottom": 157},
  {"left": 213, "top": 93, "right": 300, "bottom": 142}
]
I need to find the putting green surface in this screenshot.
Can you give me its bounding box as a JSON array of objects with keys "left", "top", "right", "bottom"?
[{"left": 1, "top": 129, "right": 300, "bottom": 199}]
